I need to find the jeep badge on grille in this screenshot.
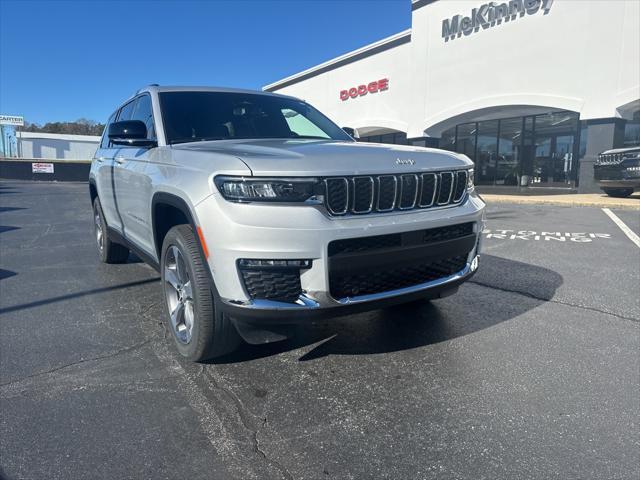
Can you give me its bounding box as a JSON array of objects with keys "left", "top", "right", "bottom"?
[{"left": 395, "top": 158, "right": 416, "bottom": 166}]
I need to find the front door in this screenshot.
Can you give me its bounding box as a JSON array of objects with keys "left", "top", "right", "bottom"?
[
  {"left": 112, "top": 94, "right": 158, "bottom": 256},
  {"left": 94, "top": 111, "right": 122, "bottom": 232},
  {"left": 532, "top": 133, "right": 575, "bottom": 186}
]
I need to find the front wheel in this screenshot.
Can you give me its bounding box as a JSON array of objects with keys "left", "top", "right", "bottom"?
[
  {"left": 603, "top": 188, "right": 633, "bottom": 198},
  {"left": 161, "top": 224, "right": 241, "bottom": 361}
]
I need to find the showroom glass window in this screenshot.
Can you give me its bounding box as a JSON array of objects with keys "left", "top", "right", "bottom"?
[
  {"left": 456, "top": 123, "right": 476, "bottom": 161},
  {"left": 440, "top": 110, "right": 579, "bottom": 187},
  {"left": 623, "top": 109, "right": 640, "bottom": 147},
  {"left": 359, "top": 132, "right": 407, "bottom": 145},
  {"left": 475, "top": 120, "right": 499, "bottom": 185},
  {"left": 496, "top": 117, "right": 522, "bottom": 186}
]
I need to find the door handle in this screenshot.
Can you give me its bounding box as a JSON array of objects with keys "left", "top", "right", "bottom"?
[
  {"left": 96, "top": 157, "right": 107, "bottom": 163},
  {"left": 114, "top": 156, "right": 125, "bottom": 164}
]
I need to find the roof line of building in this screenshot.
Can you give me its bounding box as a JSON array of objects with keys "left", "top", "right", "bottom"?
[
  {"left": 18, "top": 131, "right": 101, "bottom": 141},
  {"left": 411, "top": 0, "right": 439, "bottom": 12},
  {"left": 263, "top": 29, "right": 412, "bottom": 92}
]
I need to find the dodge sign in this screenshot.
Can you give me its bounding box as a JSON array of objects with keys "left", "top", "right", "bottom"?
[{"left": 340, "top": 78, "right": 389, "bottom": 101}]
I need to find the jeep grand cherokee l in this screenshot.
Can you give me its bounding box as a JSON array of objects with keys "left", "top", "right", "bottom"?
[
  {"left": 594, "top": 146, "right": 640, "bottom": 197},
  {"left": 89, "top": 86, "right": 485, "bottom": 361}
]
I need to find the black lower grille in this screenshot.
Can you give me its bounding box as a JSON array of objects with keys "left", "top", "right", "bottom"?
[
  {"left": 329, "top": 222, "right": 474, "bottom": 256},
  {"left": 422, "top": 222, "right": 473, "bottom": 243},
  {"left": 329, "top": 255, "right": 467, "bottom": 298},
  {"left": 240, "top": 269, "right": 302, "bottom": 303},
  {"left": 328, "top": 222, "right": 476, "bottom": 299}
]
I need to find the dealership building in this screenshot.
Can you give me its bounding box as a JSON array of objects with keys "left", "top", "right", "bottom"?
[{"left": 264, "top": 0, "right": 640, "bottom": 192}]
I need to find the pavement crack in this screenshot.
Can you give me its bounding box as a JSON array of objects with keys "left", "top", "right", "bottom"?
[
  {"left": 0, "top": 339, "right": 152, "bottom": 388},
  {"left": 204, "top": 370, "right": 294, "bottom": 480},
  {"left": 469, "top": 280, "right": 639, "bottom": 323}
]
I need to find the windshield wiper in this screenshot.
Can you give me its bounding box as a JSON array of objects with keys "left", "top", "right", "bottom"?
[
  {"left": 289, "top": 135, "right": 330, "bottom": 140},
  {"left": 170, "top": 136, "right": 227, "bottom": 145}
]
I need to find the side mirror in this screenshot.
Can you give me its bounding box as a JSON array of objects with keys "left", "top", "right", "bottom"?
[
  {"left": 109, "top": 120, "right": 156, "bottom": 147},
  {"left": 342, "top": 126, "right": 357, "bottom": 138}
]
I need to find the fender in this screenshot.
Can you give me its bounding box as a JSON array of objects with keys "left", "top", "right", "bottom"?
[
  {"left": 88, "top": 176, "right": 98, "bottom": 204},
  {"left": 151, "top": 191, "right": 215, "bottom": 268},
  {"left": 151, "top": 191, "right": 224, "bottom": 302}
]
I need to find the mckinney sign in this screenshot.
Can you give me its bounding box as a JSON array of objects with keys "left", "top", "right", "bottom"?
[{"left": 442, "top": 0, "right": 554, "bottom": 41}]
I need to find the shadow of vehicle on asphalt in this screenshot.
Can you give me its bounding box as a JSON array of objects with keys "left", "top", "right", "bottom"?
[{"left": 211, "top": 254, "right": 563, "bottom": 364}]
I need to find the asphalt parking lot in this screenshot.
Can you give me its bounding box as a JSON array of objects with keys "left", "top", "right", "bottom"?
[{"left": 1, "top": 180, "right": 638, "bottom": 480}]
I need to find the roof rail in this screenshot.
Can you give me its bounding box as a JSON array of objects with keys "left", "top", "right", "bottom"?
[{"left": 135, "top": 84, "right": 159, "bottom": 94}]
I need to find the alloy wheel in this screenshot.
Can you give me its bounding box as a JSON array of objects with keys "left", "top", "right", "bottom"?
[
  {"left": 94, "top": 210, "right": 104, "bottom": 252},
  {"left": 164, "top": 245, "right": 195, "bottom": 344}
]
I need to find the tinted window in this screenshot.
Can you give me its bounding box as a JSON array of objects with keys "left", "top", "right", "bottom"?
[
  {"left": 131, "top": 95, "right": 155, "bottom": 139},
  {"left": 117, "top": 100, "right": 135, "bottom": 122},
  {"left": 159, "top": 91, "right": 352, "bottom": 145},
  {"left": 100, "top": 111, "right": 117, "bottom": 149}
]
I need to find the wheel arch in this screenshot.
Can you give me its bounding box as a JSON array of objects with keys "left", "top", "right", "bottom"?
[
  {"left": 89, "top": 177, "right": 98, "bottom": 205},
  {"left": 151, "top": 192, "right": 204, "bottom": 262}
]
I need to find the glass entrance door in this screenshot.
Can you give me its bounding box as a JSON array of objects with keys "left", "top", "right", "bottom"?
[
  {"left": 532, "top": 133, "right": 575, "bottom": 186},
  {"left": 531, "top": 112, "right": 579, "bottom": 187},
  {"left": 440, "top": 110, "right": 580, "bottom": 188}
]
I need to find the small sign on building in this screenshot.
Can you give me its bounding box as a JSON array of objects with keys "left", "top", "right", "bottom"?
[
  {"left": 32, "top": 162, "right": 54, "bottom": 174},
  {"left": 0, "top": 115, "right": 25, "bottom": 127}
]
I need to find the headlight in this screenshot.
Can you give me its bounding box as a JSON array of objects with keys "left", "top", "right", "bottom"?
[
  {"left": 467, "top": 168, "right": 475, "bottom": 190},
  {"left": 214, "top": 176, "right": 323, "bottom": 203}
]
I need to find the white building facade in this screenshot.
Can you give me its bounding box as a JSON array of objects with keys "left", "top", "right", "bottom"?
[
  {"left": 17, "top": 132, "right": 100, "bottom": 161},
  {"left": 265, "top": 0, "right": 640, "bottom": 192}
]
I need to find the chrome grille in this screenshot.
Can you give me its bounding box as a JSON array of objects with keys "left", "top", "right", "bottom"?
[
  {"left": 597, "top": 153, "right": 624, "bottom": 165},
  {"left": 437, "top": 172, "right": 455, "bottom": 205},
  {"left": 352, "top": 177, "right": 374, "bottom": 213},
  {"left": 324, "top": 170, "right": 469, "bottom": 216},
  {"left": 377, "top": 176, "right": 397, "bottom": 211},
  {"left": 399, "top": 174, "right": 419, "bottom": 209},
  {"left": 325, "top": 178, "right": 349, "bottom": 215}
]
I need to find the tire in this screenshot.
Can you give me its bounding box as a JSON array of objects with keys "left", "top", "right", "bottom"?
[
  {"left": 603, "top": 188, "right": 633, "bottom": 198},
  {"left": 161, "top": 224, "right": 241, "bottom": 361},
  {"left": 93, "top": 198, "right": 129, "bottom": 263}
]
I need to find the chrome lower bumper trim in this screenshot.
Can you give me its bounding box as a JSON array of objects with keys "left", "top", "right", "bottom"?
[
  {"left": 335, "top": 260, "right": 475, "bottom": 305},
  {"left": 223, "top": 254, "right": 479, "bottom": 311}
]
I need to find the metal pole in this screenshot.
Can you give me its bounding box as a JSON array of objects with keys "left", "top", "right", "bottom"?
[{"left": 18, "top": 120, "right": 23, "bottom": 158}]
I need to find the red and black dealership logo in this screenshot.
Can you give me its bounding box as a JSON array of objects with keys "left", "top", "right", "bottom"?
[{"left": 340, "top": 78, "right": 389, "bottom": 101}]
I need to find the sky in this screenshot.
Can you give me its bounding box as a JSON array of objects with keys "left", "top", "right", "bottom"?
[{"left": 0, "top": 0, "right": 410, "bottom": 125}]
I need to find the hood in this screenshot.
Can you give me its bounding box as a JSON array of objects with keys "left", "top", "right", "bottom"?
[{"left": 172, "top": 138, "right": 471, "bottom": 177}]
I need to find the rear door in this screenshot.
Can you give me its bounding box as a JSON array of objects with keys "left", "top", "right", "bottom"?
[
  {"left": 94, "top": 111, "right": 121, "bottom": 231},
  {"left": 113, "top": 94, "right": 157, "bottom": 254}
]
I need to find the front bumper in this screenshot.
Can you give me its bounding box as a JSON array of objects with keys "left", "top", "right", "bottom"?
[
  {"left": 594, "top": 161, "right": 640, "bottom": 189},
  {"left": 194, "top": 191, "right": 485, "bottom": 321}
]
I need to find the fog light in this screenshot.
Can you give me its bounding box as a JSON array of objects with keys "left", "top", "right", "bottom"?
[{"left": 238, "top": 259, "right": 312, "bottom": 269}]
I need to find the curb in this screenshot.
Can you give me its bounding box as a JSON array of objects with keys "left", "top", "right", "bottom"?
[{"left": 482, "top": 195, "right": 640, "bottom": 211}]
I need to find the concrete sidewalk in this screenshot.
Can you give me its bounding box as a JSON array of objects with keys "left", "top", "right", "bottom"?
[{"left": 481, "top": 192, "right": 640, "bottom": 210}]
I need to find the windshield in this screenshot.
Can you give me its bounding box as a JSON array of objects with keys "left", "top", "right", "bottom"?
[{"left": 159, "top": 91, "right": 353, "bottom": 145}]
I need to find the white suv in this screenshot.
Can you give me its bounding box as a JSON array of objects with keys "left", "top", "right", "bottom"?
[{"left": 90, "top": 86, "right": 485, "bottom": 361}]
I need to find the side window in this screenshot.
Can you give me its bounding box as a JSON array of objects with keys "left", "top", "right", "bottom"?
[
  {"left": 130, "top": 95, "right": 156, "bottom": 140},
  {"left": 117, "top": 99, "right": 136, "bottom": 122},
  {"left": 100, "top": 111, "right": 117, "bottom": 149}
]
